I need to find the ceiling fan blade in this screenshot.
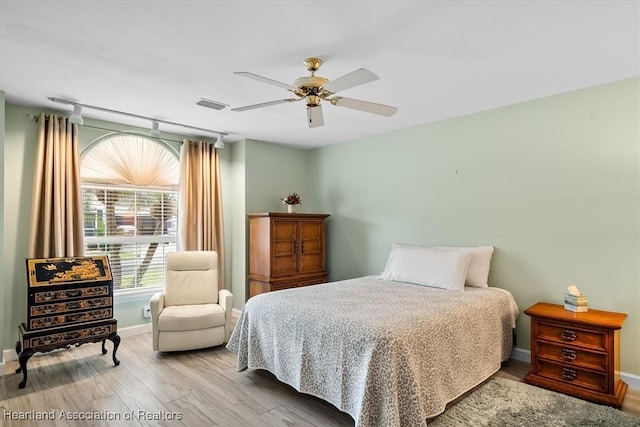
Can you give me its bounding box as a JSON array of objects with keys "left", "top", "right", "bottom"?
[
  {"left": 234, "top": 72, "right": 295, "bottom": 91},
  {"left": 331, "top": 97, "right": 398, "bottom": 117},
  {"left": 231, "top": 98, "right": 298, "bottom": 112},
  {"left": 307, "top": 105, "right": 324, "bottom": 128},
  {"left": 323, "top": 68, "right": 379, "bottom": 94}
]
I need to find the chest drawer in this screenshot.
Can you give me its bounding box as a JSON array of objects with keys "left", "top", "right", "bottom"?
[
  {"left": 30, "top": 297, "right": 113, "bottom": 317},
  {"left": 535, "top": 321, "right": 606, "bottom": 352},
  {"left": 535, "top": 359, "right": 608, "bottom": 393},
  {"left": 536, "top": 341, "right": 607, "bottom": 372},
  {"left": 21, "top": 319, "right": 117, "bottom": 350},
  {"left": 32, "top": 285, "right": 110, "bottom": 303},
  {"left": 29, "top": 308, "right": 113, "bottom": 330}
]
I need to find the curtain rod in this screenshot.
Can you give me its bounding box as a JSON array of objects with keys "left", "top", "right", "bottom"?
[{"left": 30, "top": 113, "right": 215, "bottom": 145}]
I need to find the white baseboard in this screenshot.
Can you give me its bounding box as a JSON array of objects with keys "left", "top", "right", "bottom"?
[
  {"left": 232, "top": 308, "right": 242, "bottom": 319},
  {"left": 511, "top": 346, "right": 640, "bottom": 391},
  {"left": 2, "top": 345, "right": 20, "bottom": 372},
  {"left": 510, "top": 346, "right": 531, "bottom": 363},
  {"left": 118, "top": 322, "right": 152, "bottom": 338}
]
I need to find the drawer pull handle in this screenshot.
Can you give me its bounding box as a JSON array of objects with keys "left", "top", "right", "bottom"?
[
  {"left": 561, "top": 329, "right": 577, "bottom": 341},
  {"left": 562, "top": 348, "right": 577, "bottom": 361},
  {"left": 562, "top": 367, "right": 577, "bottom": 380}
]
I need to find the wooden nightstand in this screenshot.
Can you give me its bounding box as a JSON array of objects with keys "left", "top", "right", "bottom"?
[{"left": 523, "top": 302, "right": 627, "bottom": 408}]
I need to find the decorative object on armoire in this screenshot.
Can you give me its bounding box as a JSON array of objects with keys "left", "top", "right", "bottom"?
[
  {"left": 248, "top": 212, "right": 329, "bottom": 297},
  {"left": 16, "top": 255, "right": 120, "bottom": 389},
  {"left": 280, "top": 192, "right": 302, "bottom": 213}
]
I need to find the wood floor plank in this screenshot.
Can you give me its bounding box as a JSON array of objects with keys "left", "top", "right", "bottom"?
[{"left": 2, "top": 331, "right": 638, "bottom": 427}]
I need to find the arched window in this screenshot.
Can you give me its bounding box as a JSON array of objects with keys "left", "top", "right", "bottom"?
[{"left": 80, "top": 134, "right": 179, "bottom": 292}]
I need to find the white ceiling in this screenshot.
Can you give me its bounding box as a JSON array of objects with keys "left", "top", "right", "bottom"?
[{"left": 1, "top": 1, "right": 638, "bottom": 149}]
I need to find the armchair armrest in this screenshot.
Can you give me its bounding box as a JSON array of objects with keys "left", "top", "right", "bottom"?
[
  {"left": 149, "top": 292, "right": 164, "bottom": 351},
  {"left": 218, "top": 289, "right": 234, "bottom": 342}
]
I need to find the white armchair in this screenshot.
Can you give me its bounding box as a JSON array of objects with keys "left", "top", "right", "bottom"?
[{"left": 150, "top": 251, "right": 233, "bottom": 352}]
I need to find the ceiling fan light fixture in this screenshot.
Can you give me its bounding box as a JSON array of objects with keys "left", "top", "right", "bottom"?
[
  {"left": 305, "top": 95, "right": 321, "bottom": 107},
  {"left": 69, "top": 105, "right": 84, "bottom": 125}
]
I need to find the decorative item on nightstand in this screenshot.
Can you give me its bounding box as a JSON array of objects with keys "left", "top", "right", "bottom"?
[
  {"left": 280, "top": 192, "right": 302, "bottom": 213},
  {"left": 564, "top": 284, "right": 588, "bottom": 312}
]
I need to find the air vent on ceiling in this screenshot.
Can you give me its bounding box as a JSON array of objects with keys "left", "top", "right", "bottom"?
[{"left": 196, "top": 98, "right": 228, "bottom": 110}]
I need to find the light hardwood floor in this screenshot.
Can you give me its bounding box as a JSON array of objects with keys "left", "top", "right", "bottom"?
[{"left": 1, "top": 334, "right": 639, "bottom": 426}]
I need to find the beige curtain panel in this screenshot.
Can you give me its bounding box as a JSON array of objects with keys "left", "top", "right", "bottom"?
[
  {"left": 28, "top": 113, "right": 85, "bottom": 258},
  {"left": 178, "top": 140, "right": 225, "bottom": 289}
]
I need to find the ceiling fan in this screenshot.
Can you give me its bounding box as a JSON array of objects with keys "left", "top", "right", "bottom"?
[{"left": 231, "top": 57, "right": 398, "bottom": 128}]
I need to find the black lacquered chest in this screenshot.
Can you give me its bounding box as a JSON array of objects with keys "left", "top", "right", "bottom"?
[{"left": 15, "top": 256, "right": 120, "bottom": 388}]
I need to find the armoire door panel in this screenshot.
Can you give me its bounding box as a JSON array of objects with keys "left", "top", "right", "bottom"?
[
  {"left": 299, "top": 222, "right": 322, "bottom": 238},
  {"left": 300, "top": 254, "right": 323, "bottom": 273},
  {"left": 302, "top": 239, "right": 321, "bottom": 254},
  {"left": 273, "top": 240, "right": 295, "bottom": 255},
  {"left": 273, "top": 255, "right": 297, "bottom": 276},
  {"left": 273, "top": 221, "right": 298, "bottom": 240}
]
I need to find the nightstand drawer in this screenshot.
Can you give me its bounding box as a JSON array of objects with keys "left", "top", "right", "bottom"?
[
  {"left": 536, "top": 321, "right": 606, "bottom": 352},
  {"left": 536, "top": 341, "right": 607, "bottom": 372},
  {"left": 536, "top": 359, "right": 608, "bottom": 393}
]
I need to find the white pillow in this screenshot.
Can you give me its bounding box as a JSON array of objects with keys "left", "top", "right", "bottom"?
[
  {"left": 434, "top": 246, "right": 494, "bottom": 287},
  {"left": 380, "top": 243, "right": 473, "bottom": 291}
]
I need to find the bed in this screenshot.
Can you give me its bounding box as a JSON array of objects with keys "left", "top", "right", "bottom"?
[{"left": 227, "top": 245, "right": 519, "bottom": 427}]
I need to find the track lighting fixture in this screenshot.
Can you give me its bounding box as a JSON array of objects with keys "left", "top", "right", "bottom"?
[
  {"left": 47, "top": 97, "right": 229, "bottom": 139},
  {"left": 149, "top": 120, "right": 161, "bottom": 137},
  {"left": 68, "top": 105, "right": 84, "bottom": 125},
  {"left": 214, "top": 134, "right": 225, "bottom": 149}
]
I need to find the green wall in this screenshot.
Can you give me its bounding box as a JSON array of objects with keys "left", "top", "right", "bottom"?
[
  {"left": 229, "top": 140, "right": 247, "bottom": 308},
  {"left": 310, "top": 78, "right": 640, "bottom": 376},
  {"left": 228, "top": 139, "right": 317, "bottom": 308},
  {"left": 3, "top": 105, "right": 39, "bottom": 359},
  {"left": 0, "top": 91, "right": 5, "bottom": 364}
]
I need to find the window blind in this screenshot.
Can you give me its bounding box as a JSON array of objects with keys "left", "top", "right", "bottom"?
[{"left": 82, "top": 186, "right": 177, "bottom": 291}]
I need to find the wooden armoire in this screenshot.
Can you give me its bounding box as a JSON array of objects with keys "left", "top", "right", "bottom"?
[{"left": 248, "top": 212, "right": 329, "bottom": 298}]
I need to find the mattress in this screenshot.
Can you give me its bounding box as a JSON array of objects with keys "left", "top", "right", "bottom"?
[{"left": 227, "top": 276, "right": 519, "bottom": 426}]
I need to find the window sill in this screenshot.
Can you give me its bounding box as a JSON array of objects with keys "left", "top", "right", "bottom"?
[{"left": 114, "top": 287, "right": 161, "bottom": 304}]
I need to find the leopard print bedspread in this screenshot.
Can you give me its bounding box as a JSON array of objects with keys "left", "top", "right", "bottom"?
[{"left": 227, "top": 276, "right": 518, "bottom": 427}]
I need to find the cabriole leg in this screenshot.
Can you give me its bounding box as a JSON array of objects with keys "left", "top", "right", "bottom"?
[
  {"left": 107, "top": 335, "right": 121, "bottom": 366},
  {"left": 17, "top": 349, "right": 35, "bottom": 389}
]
